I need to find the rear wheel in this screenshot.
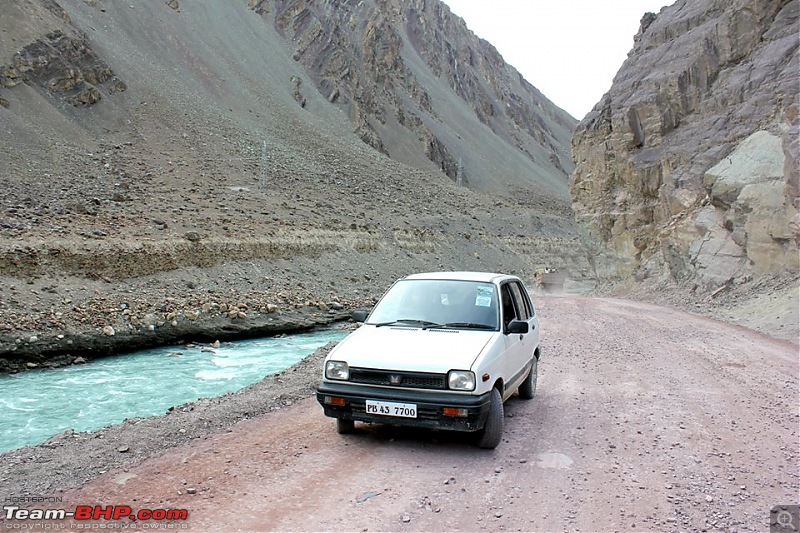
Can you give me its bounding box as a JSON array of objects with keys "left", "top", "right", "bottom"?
[
  {"left": 518, "top": 357, "right": 538, "bottom": 400},
  {"left": 476, "top": 388, "right": 504, "bottom": 449},
  {"left": 336, "top": 418, "right": 355, "bottom": 434}
]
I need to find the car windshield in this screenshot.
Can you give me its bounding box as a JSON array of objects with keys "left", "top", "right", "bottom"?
[{"left": 367, "top": 279, "right": 499, "bottom": 330}]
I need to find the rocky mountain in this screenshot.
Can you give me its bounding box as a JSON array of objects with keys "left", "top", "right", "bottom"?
[
  {"left": 570, "top": 0, "right": 799, "bottom": 290},
  {"left": 0, "top": 0, "right": 588, "bottom": 363},
  {"left": 255, "top": 0, "right": 575, "bottom": 196}
]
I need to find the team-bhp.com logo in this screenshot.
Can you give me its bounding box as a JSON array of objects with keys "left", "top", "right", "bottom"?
[{"left": 3, "top": 504, "right": 189, "bottom": 528}]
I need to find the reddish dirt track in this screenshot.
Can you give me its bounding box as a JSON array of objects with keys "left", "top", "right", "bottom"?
[{"left": 14, "top": 297, "right": 800, "bottom": 532}]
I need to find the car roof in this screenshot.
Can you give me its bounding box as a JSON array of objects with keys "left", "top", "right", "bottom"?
[{"left": 402, "top": 271, "right": 519, "bottom": 284}]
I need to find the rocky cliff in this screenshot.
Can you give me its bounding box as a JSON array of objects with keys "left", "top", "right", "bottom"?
[
  {"left": 0, "top": 1, "right": 125, "bottom": 108},
  {"left": 570, "top": 0, "right": 799, "bottom": 289}
]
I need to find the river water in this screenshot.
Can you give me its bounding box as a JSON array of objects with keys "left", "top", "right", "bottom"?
[{"left": 0, "top": 329, "right": 347, "bottom": 454}]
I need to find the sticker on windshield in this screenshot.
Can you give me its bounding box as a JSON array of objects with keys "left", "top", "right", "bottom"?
[{"left": 475, "top": 286, "right": 493, "bottom": 307}]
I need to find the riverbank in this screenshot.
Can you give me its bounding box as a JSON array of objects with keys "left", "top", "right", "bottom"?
[
  {"left": 0, "top": 251, "right": 378, "bottom": 373},
  {"left": 0, "top": 305, "right": 354, "bottom": 373},
  {"left": 0, "top": 341, "right": 338, "bottom": 498}
]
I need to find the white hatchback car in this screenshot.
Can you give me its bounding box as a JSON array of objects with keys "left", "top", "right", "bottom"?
[{"left": 316, "top": 271, "right": 540, "bottom": 449}]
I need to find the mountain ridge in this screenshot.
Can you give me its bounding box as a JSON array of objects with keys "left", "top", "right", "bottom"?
[{"left": 262, "top": 0, "right": 576, "bottom": 195}]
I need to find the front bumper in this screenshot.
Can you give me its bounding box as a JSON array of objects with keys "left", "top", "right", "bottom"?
[{"left": 316, "top": 381, "right": 493, "bottom": 432}]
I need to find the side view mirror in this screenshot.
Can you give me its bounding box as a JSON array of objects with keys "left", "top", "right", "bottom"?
[
  {"left": 351, "top": 310, "right": 369, "bottom": 323},
  {"left": 506, "top": 319, "right": 529, "bottom": 334}
]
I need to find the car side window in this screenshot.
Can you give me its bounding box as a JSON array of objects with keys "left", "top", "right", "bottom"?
[{"left": 510, "top": 282, "right": 533, "bottom": 318}]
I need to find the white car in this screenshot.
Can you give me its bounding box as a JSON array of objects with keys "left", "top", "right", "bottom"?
[{"left": 316, "top": 272, "right": 540, "bottom": 449}]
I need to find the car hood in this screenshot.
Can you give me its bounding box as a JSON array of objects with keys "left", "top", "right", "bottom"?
[{"left": 329, "top": 325, "right": 495, "bottom": 373}]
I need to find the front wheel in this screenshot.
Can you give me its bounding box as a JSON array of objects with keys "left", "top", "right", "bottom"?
[
  {"left": 476, "top": 388, "right": 504, "bottom": 449},
  {"left": 518, "top": 357, "right": 538, "bottom": 400}
]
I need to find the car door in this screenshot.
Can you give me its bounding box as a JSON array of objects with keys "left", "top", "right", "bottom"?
[
  {"left": 499, "top": 282, "right": 529, "bottom": 397},
  {"left": 509, "top": 281, "right": 538, "bottom": 357}
]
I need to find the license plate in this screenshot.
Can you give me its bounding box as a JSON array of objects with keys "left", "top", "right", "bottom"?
[{"left": 365, "top": 400, "right": 417, "bottom": 418}]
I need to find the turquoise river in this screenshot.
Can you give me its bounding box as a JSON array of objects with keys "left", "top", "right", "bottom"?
[{"left": 0, "top": 329, "right": 347, "bottom": 453}]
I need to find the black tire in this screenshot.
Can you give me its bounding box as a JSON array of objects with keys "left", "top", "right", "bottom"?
[
  {"left": 336, "top": 418, "right": 355, "bottom": 434},
  {"left": 518, "top": 357, "right": 538, "bottom": 400},
  {"left": 476, "top": 388, "right": 504, "bottom": 449}
]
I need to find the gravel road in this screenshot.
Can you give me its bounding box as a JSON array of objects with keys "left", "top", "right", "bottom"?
[{"left": 2, "top": 296, "right": 797, "bottom": 532}]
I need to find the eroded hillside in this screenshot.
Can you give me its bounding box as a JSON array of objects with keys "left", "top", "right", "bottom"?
[{"left": 0, "top": 0, "right": 589, "bottom": 364}]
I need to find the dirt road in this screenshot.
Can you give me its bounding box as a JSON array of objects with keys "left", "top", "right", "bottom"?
[{"left": 9, "top": 297, "right": 799, "bottom": 532}]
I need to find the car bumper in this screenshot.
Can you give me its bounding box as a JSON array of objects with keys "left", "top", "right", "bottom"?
[{"left": 316, "top": 381, "right": 493, "bottom": 432}]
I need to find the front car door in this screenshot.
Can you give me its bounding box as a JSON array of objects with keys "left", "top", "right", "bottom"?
[
  {"left": 509, "top": 280, "right": 539, "bottom": 359},
  {"left": 499, "top": 282, "right": 530, "bottom": 397}
]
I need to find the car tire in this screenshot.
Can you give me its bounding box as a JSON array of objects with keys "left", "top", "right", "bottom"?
[
  {"left": 518, "top": 357, "right": 538, "bottom": 400},
  {"left": 476, "top": 388, "right": 504, "bottom": 449},
  {"left": 336, "top": 418, "right": 355, "bottom": 434}
]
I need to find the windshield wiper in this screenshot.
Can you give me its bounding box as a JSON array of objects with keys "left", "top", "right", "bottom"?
[
  {"left": 373, "top": 319, "right": 441, "bottom": 328},
  {"left": 424, "top": 322, "right": 496, "bottom": 330}
]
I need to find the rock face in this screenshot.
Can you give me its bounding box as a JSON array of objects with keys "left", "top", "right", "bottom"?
[
  {"left": 253, "top": 0, "right": 576, "bottom": 197},
  {"left": 0, "top": 1, "right": 125, "bottom": 107},
  {"left": 570, "top": 0, "right": 798, "bottom": 288}
]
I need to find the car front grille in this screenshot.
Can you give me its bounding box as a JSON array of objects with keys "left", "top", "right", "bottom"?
[{"left": 349, "top": 368, "right": 447, "bottom": 390}]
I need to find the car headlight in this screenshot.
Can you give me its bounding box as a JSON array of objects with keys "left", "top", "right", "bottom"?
[
  {"left": 325, "top": 360, "right": 350, "bottom": 380},
  {"left": 448, "top": 370, "right": 476, "bottom": 391}
]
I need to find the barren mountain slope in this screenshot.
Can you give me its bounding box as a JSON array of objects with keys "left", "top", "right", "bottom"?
[{"left": 0, "top": 0, "right": 589, "bottom": 365}]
